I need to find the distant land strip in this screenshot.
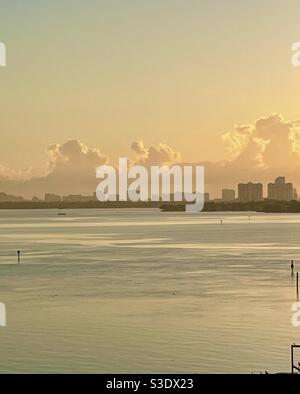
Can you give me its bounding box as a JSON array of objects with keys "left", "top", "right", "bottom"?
[
  {"left": 0, "top": 201, "right": 160, "bottom": 210},
  {"left": 1, "top": 200, "right": 300, "bottom": 213}
]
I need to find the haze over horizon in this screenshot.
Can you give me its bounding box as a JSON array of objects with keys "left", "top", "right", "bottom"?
[{"left": 1, "top": 1, "right": 300, "bottom": 197}]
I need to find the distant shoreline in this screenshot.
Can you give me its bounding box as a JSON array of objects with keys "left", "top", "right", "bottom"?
[
  {"left": 161, "top": 200, "right": 300, "bottom": 213},
  {"left": 0, "top": 201, "right": 160, "bottom": 210},
  {"left": 1, "top": 200, "right": 300, "bottom": 213}
]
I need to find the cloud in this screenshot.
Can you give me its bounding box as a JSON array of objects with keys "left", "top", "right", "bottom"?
[
  {"left": 46, "top": 139, "right": 108, "bottom": 176},
  {"left": 0, "top": 164, "right": 33, "bottom": 181},
  {"left": 131, "top": 140, "right": 181, "bottom": 166},
  {"left": 222, "top": 114, "right": 300, "bottom": 169},
  {"left": 0, "top": 140, "right": 108, "bottom": 197},
  {"left": 222, "top": 124, "right": 253, "bottom": 160},
  {"left": 131, "top": 141, "right": 148, "bottom": 157}
]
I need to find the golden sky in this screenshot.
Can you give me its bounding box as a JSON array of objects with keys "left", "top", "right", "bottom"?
[{"left": 1, "top": 1, "right": 300, "bottom": 196}]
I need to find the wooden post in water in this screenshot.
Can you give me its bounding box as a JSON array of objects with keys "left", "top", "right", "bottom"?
[
  {"left": 291, "top": 344, "right": 294, "bottom": 374},
  {"left": 297, "top": 272, "right": 299, "bottom": 298},
  {"left": 291, "top": 260, "right": 294, "bottom": 276},
  {"left": 17, "top": 250, "right": 20, "bottom": 264}
]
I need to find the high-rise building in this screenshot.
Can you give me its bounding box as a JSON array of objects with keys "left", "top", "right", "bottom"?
[
  {"left": 293, "top": 188, "right": 298, "bottom": 201},
  {"left": 238, "top": 182, "right": 263, "bottom": 202},
  {"left": 267, "top": 177, "right": 294, "bottom": 201},
  {"left": 222, "top": 189, "right": 235, "bottom": 201}
]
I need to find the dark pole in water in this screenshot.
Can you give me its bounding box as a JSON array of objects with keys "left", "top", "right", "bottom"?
[
  {"left": 291, "top": 260, "right": 294, "bottom": 276},
  {"left": 297, "top": 272, "right": 299, "bottom": 298},
  {"left": 17, "top": 250, "right": 20, "bottom": 264}
]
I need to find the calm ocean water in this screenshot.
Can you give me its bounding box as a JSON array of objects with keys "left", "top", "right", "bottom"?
[{"left": 0, "top": 208, "right": 299, "bottom": 373}]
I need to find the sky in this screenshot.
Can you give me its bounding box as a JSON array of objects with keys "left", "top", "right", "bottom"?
[{"left": 1, "top": 1, "right": 300, "bottom": 197}]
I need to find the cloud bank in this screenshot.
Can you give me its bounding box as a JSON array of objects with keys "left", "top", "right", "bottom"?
[
  {"left": 1, "top": 114, "right": 300, "bottom": 198},
  {"left": 131, "top": 140, "right": 181, "bottom": 166},
  {"left": 0, "top": 140, "right": 108, "bottom": 197}
]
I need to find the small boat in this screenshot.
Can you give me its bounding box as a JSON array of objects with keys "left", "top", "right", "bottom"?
[{"left": 57, "top": 212, "right": 67, "bottom": 216}]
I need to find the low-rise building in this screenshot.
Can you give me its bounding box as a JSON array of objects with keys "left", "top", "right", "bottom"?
[
  {"left": 222, "top": 189, "right": 235, "bottom": 201},
  {"left": 45, "top": 193, "right": 61, "bottom": 202},
  {"left": 0, "top": 192, "right": 23, "bottom": 202},
  {"left": 63, "top": 194, "right": 95, "bottom": 202}
]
